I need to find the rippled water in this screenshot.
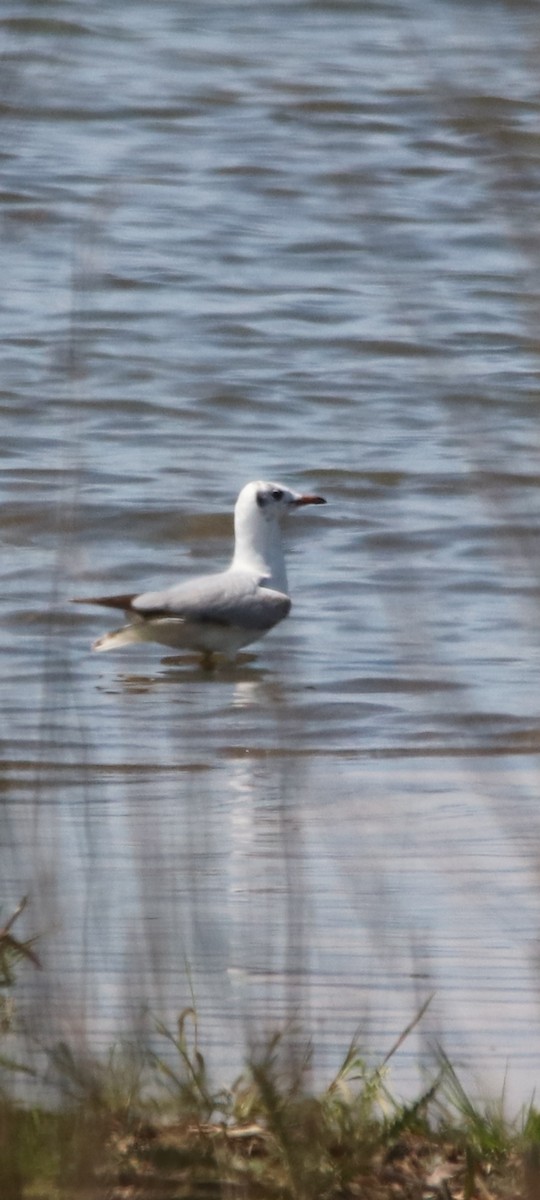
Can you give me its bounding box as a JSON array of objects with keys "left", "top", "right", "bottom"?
[{"left": 3, "top": 0, "right": 540, "bottom": 1102}]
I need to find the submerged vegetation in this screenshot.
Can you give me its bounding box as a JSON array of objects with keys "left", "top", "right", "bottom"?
[{"left": 0, "top": 903, "right": 538, "bottom": 1199}]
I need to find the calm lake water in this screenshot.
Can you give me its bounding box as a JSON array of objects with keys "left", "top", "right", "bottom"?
[{"left": 3, "top": 0, "right": 540, "bottom": 1104}]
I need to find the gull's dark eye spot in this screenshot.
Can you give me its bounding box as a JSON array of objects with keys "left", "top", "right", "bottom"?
[
  {"left": 256, "top": 490, "right": 268, "bottom": 508},
  {"left": 271, "top": 488, "right": 283, "bottom": 501}
]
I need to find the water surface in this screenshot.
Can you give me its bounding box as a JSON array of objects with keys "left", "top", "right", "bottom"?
[{"left": 3, "top": 0, "right": 540, "bottom": 1103}]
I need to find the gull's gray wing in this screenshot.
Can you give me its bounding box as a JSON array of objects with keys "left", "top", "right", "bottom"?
[{"left": 132, "top": 569, "right": 291, "bottom": 633}]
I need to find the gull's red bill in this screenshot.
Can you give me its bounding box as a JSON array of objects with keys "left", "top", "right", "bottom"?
[{"left": 292, "top": 493, "right": 326, "bottom": 506}]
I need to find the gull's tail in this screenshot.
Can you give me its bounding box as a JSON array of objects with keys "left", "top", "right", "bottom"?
[{"left": 93, "top": 625, "right": 146, "bottom": 653}]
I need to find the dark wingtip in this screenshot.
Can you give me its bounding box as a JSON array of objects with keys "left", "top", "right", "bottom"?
[{"left": 71, "top": 593, "right": 137, "bottom": 611}]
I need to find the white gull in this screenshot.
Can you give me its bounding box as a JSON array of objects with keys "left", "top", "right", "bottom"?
[{"left": 74, "top": 480, "right": 326, "bottom": 662}]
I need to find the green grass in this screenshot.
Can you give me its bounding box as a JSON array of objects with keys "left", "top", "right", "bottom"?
[
  {"left": 0, "top": 902, "right": 538, "bottom": 1199},
  {"left": 0, "top": 1017, "right": 534, "bottom": 1200}
]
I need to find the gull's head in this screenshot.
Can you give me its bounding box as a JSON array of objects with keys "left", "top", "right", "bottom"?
[
  {"left": 232, "top": 481, "right": 326, "bottom": 582},
  {"left": 236, "top": 480, "right": 326, "bottom": 524}
]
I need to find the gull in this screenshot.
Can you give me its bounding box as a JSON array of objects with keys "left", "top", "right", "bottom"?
[{"left": 73, "top": 480, "right": 326, "bottom": 662}]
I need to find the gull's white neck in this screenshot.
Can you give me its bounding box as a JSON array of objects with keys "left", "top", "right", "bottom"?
[{"left": 231, "top": 502, "right": 288, "bottom": 593}]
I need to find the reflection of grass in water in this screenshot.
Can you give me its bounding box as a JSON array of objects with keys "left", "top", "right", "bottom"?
[{"left": 0, "top": 914, "right": 536, "bottom": 1199}]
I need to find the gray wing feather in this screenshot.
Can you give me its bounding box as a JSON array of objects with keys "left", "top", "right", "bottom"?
[{"left": 132, "top": 570, "right": 291, "bottom": 633}]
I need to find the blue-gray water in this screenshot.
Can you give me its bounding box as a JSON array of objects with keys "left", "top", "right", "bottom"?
[{"left": 3, "top": 0, "right": 540, "bottom": 1104}]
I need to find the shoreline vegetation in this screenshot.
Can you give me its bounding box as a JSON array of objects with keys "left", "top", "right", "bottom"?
[{"left": 1, "top": 903, "right": 539, "bottom": 1199}]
